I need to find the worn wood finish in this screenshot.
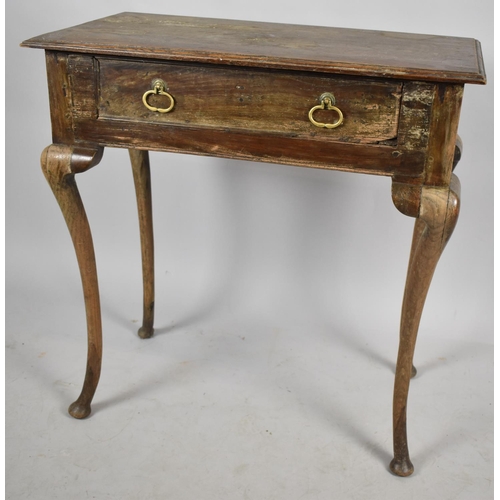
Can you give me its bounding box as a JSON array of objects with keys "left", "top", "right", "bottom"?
[
  {"left": 41, "top": 144, "right": 104, "bottom": 419},
  {"left": 47, "top": 50, "right": 459, "bottom": 179},
  {"left": 22, "top": 14, "right": 486, "bottom": 477},
  {"left": 390, "top": 174, "right": 461, "bottom": 476},
  {"left": 21, "top": 13, "right": 486, "bottom": 84},
  {"left": 129, "top": 149, "right": 155, "bottom": 339},
  {"left": 394, "top": 82, "right": 435, "bottom": 179},
  {"left": 99, "top": 58, "right": 402, "bottom": 144}
]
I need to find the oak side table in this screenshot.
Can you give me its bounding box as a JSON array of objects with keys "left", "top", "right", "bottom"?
[{"left": 21, "top": 13, "right": 486, "bottom": 476}]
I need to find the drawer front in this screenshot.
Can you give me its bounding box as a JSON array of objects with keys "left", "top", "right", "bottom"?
[{"left": 97, "top": 58, "right": 402, "bottom": 144}]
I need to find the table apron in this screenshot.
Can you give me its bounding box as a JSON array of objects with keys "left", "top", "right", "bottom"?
[{"left": 75, "top": 118, "right": 428, "bottom": 175}]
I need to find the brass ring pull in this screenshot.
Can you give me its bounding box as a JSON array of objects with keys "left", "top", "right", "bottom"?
[
  {"left": 142, "top": 79, "right": 175, "bottom": 113},
  {"left": 308, "top": 92, "right": 344, "bottom": 129}
]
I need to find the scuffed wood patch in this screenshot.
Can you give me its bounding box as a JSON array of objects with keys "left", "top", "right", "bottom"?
[
  {"left": 392, "top": 82, "right": 435, "bottom": 178},
  {"left": 397, "top": 83, "right": 434, "bottom": 151},
  {"left": 67, "top": 55, "right": 98, "bottom": 120}
]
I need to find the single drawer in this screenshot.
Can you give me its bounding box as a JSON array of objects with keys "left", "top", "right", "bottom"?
[{"left": 98, "top": 58, "right": 402, "bottom": 144}]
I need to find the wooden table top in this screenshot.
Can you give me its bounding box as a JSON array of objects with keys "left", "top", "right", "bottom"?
[{"left": 21, "top": 12, "right": 485, "bottom": 84}]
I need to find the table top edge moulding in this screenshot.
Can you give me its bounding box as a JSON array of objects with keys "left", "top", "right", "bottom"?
[
  {"left": 21, "top": 12, "right": 486, "bottom": 84},
  {"left": 21, "top": 12, "right": 486, "bottom": 480}
]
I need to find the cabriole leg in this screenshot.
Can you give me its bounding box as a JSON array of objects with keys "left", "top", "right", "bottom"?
[
  {"left": 390, "top": 175, "right": 461, "bottom": 476},
  {"left": 41, "top": 144, "right": 104, "bottom": 419},
  {"left": 129, "top": 149, "right": 155, "bottom": 339}
]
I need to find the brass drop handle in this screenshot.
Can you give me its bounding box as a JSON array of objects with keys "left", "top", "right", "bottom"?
[
  {"left": 142, "top": 79, "right": 175, "bottom": 113},
  {"left": 308, "top": 92, "right": 344, "bottom": 129}
]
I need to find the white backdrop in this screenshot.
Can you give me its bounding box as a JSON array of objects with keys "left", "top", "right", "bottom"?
[{"left": 6, "top": 1, "right": 493, "bottom": 498}]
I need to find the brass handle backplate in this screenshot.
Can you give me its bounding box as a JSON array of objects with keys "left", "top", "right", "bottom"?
[
  {"left": 308, "top": 92, "right": 344, "bottom": 129},
  {"left": 142, "top": 79, "right": 175, "bottom": 113}
]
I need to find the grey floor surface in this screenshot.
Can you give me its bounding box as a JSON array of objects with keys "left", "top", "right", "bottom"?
[{"left": 6, "top": 297, "right": 493, "bottom": 499}]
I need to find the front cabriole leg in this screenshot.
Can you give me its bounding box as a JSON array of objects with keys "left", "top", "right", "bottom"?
[
  {"left": 41, "top": 144, "right": 104, "bottom": 419},
  {"left": 390, "top": 175, "right": 461, "bottom": 476}
]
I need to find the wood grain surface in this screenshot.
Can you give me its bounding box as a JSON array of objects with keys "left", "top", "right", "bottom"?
[{"left": 21, "top": 13, "right": 486, "bottom": 84}]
